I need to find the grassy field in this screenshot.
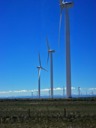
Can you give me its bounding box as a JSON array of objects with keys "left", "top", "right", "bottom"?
[{"left": 0, "top": 97, "right": 96, "bottom": 128}]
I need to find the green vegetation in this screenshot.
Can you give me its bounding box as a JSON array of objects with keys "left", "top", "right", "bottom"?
[{"left": 0, "top": 98, "right": 96, "bottom": 128}]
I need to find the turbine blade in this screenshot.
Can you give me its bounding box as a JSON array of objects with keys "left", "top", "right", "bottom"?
[
  {"left": 47, "top": 52, "right": 49, "bottom": 64},
  {"left": 41, "top": 67, "right": 47, "bottom": 72},
  {"left": 38, "top": 53, "right": 41, "bottom": 66},
  {"left": 46, "top": 37, "right": 50, "bottom": 64},
  {"left": 58, "top": 8, "right": 62, "bottom": 46},
  {"left": 46, "top": 37, "right": 50, "bottom": 50}
]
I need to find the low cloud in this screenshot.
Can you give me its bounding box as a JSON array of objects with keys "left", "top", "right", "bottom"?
[
  {"left": 0, "top": 87, "right": 96, "bottom": 95},
  {"left": 88, "top": 88, "right": 96, "bottom": 90},
  {"left": 0, "top": 86, "right": 75, "bottom": 94}
]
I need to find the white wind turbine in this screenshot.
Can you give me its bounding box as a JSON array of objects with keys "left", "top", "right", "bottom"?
[
  {"left": 63, "top": 86, "right": 65, "bottom": 97},
  {"left": 37, "top": 53, "right": 47, "bottom": 99},
  {"left": 59, "top": 0, "right": 74, "bottom": 98},
  {"left": 46, "top": 37, "right": 55, "bottom": 99},
  {"left": 78, "top": 87, "right": 80, "bottom": 97}
]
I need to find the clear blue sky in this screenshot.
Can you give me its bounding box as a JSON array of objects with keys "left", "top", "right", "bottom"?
[{"left": 0, "top": 0, "right": 96, "bottom": 96}]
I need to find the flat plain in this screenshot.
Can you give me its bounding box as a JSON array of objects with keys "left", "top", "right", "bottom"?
[{"left": 0, "top": 98, "right": 96, "bottom": 128}]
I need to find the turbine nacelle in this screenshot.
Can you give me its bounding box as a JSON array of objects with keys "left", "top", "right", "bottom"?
[
  {"left": 48, "top": 50, "right": 55, "bottom": 53},
  {"left": 46, "top": 37, "right": 55, "bottom": 63},
  {"left": 37, "top": 53, "right": 47, "bottom": 72},
  {"left": 37, "top": 66, "right": 41, "bottom": 69},
  {"left": 37, "top": 66, "right": 47, "bottom": 71},
  {"left": 60, "top": 0, "right": 73, "bottom": 8}
]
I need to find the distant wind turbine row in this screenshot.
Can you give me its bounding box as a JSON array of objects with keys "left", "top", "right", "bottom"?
[{"left": 36, "top": 0, "right": 73, "bottom": 99}]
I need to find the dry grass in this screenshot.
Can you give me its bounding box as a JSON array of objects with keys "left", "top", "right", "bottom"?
[{"left": 0, "top": 98, "right": 96, "bottom": 128}]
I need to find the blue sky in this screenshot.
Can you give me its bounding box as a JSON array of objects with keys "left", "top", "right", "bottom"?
[{"left": 0, "top": 0, "right": 96, "bottom": 97}]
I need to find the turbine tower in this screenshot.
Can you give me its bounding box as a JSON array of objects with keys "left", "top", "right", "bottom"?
[
  {"left": 78, "top": 87, "right": 80, "bottom": 97},
  {"left": 63, "top": 86, "right": 65, "bottom": 97},
  {"left": 37, "top": 53, "right": 47, "bottom": 99},
  {"left": 31, "top": 91, "right": 33, "bottom": 98},
  {"left": 46, "top": 38, "right": 55, "bottom": 99},
  {"left": 49, "top": 88, "right": 50, "bottom": 98},
  {"left": 59, "top": 0, "right": 73, "bottom": 98}
]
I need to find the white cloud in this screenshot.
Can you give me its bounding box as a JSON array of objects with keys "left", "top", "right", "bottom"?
[
  {"left": 71, "top": 87, "right": 76, "bottom": 90},
  {"left": 0, "top": 87, "right": 74, "bottom": 94},
  {"left": 88, "top": 88, "right": 96, "bottom": 90},
  {"left": 53, "top": 87, "right": 62, "bottom": 91},
  {"left": 41, "top": 88, "right": 50, "bottom": 92},
  {"left": 0, "top": 87, "right": 96, "bottom": 95}
]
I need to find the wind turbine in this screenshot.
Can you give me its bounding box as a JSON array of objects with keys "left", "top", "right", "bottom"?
[
  {"left": 37, "top": 53, "right": 47, "bottom": 99},
  {"left": 31, "top": 91, "right": 33, "bottom": 98},
  {"left": 49, "top": 88, "right": 50, "bottom": 98},
  {"left": 46, "top": 38, "right": 55, "bottom": 99},
  {"left": 63, "top": 86, "right": 65, "bottom": 97},
  {"left": 59, "top": 0, "right": 74, "bottom": 98},
  {"left": 78, "top": 87, "right": 80, "bottom": 97}
]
